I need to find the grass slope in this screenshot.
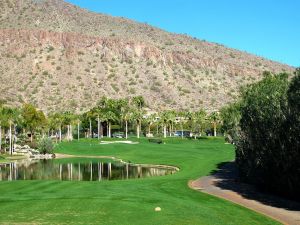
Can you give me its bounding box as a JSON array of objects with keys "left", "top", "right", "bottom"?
[{"left": 0, "top": 138, "right": 280, "bottom": 225}]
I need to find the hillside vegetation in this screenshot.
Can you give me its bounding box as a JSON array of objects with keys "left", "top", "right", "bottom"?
[{"left": 0, "top": 0, "right": 294, "bottom": 113}]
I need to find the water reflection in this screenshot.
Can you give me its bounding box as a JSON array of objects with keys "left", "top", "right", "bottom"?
[{"left": 0, "top": 159, "right": 177, "bottom": 181}]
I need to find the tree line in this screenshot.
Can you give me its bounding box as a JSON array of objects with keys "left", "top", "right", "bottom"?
[{"left": 0, "top": 96, "right": 222, "bottom": 154}]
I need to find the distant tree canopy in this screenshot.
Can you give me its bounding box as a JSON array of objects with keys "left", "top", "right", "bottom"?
[
  {"left": 21, "top": 103, "right": 47, "bottom": 141},
  {"left": 234, "top": 71, "right": 300, "bottom": 200}
]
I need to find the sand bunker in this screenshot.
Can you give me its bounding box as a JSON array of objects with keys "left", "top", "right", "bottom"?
[{"left": 99, "top": 140, "right": 139, "bottom": 145}]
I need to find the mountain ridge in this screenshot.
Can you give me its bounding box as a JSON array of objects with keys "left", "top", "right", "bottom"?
[{"left": 0, "top": 0, "right": 294, "bottom": 113}]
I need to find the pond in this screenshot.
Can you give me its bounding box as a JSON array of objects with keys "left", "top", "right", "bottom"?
[{"left": 0, "top": 158, "right": 177, "bottom": 181}]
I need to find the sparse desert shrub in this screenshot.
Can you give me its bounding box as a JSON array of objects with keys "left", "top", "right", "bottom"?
[
  {"left": 146, "top": 61, "right": 153, "bottom": 66},
  {"left": 150, "top": 86, "right": 160, "bottom": 92},
  {"left": 129, "top": 88, "right": 136, "bottom": 94},
  {"left": 47, "top": 46, "right": 54, "bottom": 52},
  {"left": 38, "top": 138, "right": 54, "bottom": 154},
  {"left": 111, "top": 84, "right": 120, "bottom": 93}
]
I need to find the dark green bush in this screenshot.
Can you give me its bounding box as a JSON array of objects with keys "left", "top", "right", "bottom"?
[
  {"left": 38, "top": 138, "right": 54, "bottom": 154},
  {"left": 236, "top": 71, "right": 300, "bottom": 200}
]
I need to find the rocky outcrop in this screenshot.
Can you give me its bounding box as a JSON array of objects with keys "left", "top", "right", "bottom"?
[{"left": 13, "top": 144, "right": 54, "bottom": 159}]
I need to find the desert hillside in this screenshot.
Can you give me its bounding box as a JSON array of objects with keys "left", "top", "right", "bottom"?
[{"left": 0, "top": 0, "right": 294, "bottom": 113}]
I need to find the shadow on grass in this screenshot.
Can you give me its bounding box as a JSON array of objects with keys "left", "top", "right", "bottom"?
[{"left": 210, "top": 161, "right": 300, "bottom": 211}]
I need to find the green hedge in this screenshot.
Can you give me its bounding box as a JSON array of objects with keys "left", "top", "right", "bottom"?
[{"left": 236, "top": 71, "right": 300, "bottom": 200}]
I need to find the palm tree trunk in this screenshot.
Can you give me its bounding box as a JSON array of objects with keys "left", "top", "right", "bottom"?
[
  {"left": 181, "top": 122, "right": 183, "bottom": 139},
  {"left": 214, "top": 123, "right": 217, "bottom": 137},
  {"left": 199, "top": 125, "right": 202, "bottom": 137},
  {"left": 97, "top": 116, "right": 100, "bottom": 140},
  {"left": 106, "top": 122, "right": 108, "bottom": 137},
  {"left": 163, "top": 125, "right": 167, "bottom": 138},
  {"left": 67, "top": 125, "right": 69, "bottom": 141},
  {"left": 125, "top": 120, "right": 128, "bottom": 139},
  {"left": 89, "top": 119, "right": 92, "bottom": 138},
  {"left": 9, "top": 122, "right": 12, "bottom": 155},
  {"left": 78, "top": 122, "right": 80, "bottom": 141},
  {"left": 137, "top": 121, "right": 140, "bottom": 139},
  {"left": 108, "top": 122, "right": 111, "bottom": 138},
  {"left": 68, "top": 125, "right": 70, "bottom": 141},
  {"left": 59, "top": 126, "right": 62, "bottom": 142}
]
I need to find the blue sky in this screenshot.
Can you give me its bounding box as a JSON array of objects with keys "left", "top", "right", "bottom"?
[{"left": 66, "top": 0, "right": 299, "bottom": 67}]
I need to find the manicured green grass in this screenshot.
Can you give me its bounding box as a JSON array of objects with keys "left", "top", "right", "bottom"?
[{"left": 0, "top": 138, "right": 280, "bottom": 225}]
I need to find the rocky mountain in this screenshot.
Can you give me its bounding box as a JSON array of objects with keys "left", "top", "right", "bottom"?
[{"left": 0, "top": 0, "right": 294, "bottom": 113}]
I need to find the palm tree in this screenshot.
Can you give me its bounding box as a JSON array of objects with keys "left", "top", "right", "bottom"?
[
  {"left": 96, "top": 114, "right": 101, "bottom": 140},
  {"left": 62, "top": 112, "right": 77, "bottom": 141},
  {"left": 220, "top": 103, "right": 241, "bottom": 142},
  {"left": 106, "top": 110, "right": 118, "bottom": 138},
  {"left": 144, "top": 114, "right": 156, "bottom": 137},
  {"left": 151, "top": 113, "right": 160, "bottom": 136},
  {"left": 131, "top": 109, "right": 144, "bottom": 139},
  {"left": 1, "top": 107, "right": 18, "bottom": 154},
  {"left": 120, "top": 100, "right": 131, "bottom": 139},
  {"left": 176, "top": 111, "right": 187, "bottom": 139},
  {"left": 95, "top": 97, "right": 121, "bottom": 138},
  {"left": 131, "top": 96, "right": 146, "bottom": 139},
  {"left": 194, "top": 110, "right": 207, "bottom": 137},
  {"left": 166, "top": 110, "right": 176, "bottom": 137},
  {"left": 132, "top": 96, "right": 145, "bottom": 110},
  {"left": 184, "top": 111, "right": 194, "bottom": 138},
  {"left": 76, "top": 118, "right": 81, "bottom": 141},
  {"left": 86, "top": 110, "right": 96, "bottom": 138},
  {"left": 86, "top": 107, "right": 104, "bottom": 139},
  {"left": 49, "top": 113, "right": 64, "bottom": 142},
  {"left": 209, "top": 111, "right": 221, "bottom": 137},
  {"left": 159, "top": 111, "right": 171, "bottom": 138}
]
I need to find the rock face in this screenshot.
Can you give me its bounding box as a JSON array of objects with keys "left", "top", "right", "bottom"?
[
  {"left": 0, "top": 0, "right": 294, "bottom": 112},
  {"left": 13, "top": 144, "right": 54, "bottom": 159}
]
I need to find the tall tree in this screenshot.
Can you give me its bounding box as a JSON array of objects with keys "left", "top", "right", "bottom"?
[
  {"left": 160, "top": 111, "right": 171, "bottom": 138},
  {"left": 209, "top": 111, "right": 221, "bottom": 137},
  {"left": 194, "top": 110, "right": 207, "bottom": 137},
  {"left": 131, "top": 96, "right": 146, "bottom": 139},
  {"left": 220, "top": 102, "right": 241, "bottom": 142},
  {"left": 21, "top": 104, "right": 46, "bottom": 142},
  {"left": 120, "top": 99, "right": 131, "bottom": 139},
  {"left": 235, "top": 72, "right": 299, "bottom": 199},
  {"left": 48, "top": 113, "right": 64, "bottom": 142},
  {"left": 62, "top": 112, "right": 77, "bottom": 141},
  {"left": 0, "top": 106, "right": 16, "bottom": 153},
  {"left": 132, "top": 96, "right": 145, "bottom": 110},
  {"left": 131, "top": 109, "right": 144, "bottom": 139}
]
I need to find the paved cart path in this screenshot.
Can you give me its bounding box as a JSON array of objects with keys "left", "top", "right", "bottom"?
[{"left": 189, "top": 162, "right": 300, "bottom": 225}]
